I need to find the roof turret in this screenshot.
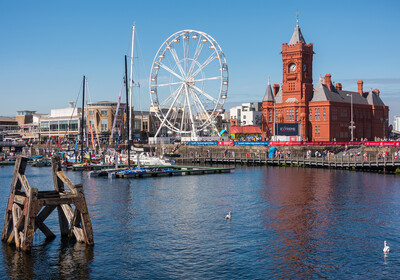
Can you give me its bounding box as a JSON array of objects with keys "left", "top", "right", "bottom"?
[{"left": 263, "top": 77, "right": 274, "bottom": 102}]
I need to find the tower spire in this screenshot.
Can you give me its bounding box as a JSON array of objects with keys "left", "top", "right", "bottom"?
[{"left": 289, "top": 11, "right": 305, "bottom": 45}]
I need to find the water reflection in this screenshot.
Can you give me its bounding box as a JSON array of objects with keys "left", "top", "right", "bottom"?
[
  {"left": 2, "top": 240, "right": 93, "bottom": 280},
  {"left": 261, "top": 167, "right": 336, "bottom": 278},
  {"left": 2, "top": 165, "right": 400, "bottom": 278},
  {"left": 2, "top": 243, "right": 34, "bottom": 279},
  {"left": 383, "top": 253, "right": 388, "bottom": 265}
]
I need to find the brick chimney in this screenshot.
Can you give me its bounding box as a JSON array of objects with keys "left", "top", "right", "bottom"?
[
  {"left": 373, "top": 88, "right": 380, "bottom": 96},
  {"left": 357, "top": 80, "right": 363, "bottom": 94},
  {"left": 335, "top": 83, "right": 342, "bottom": 91},
  {"left": 273, "top": 84, "right": 280, "bottom": 96},
  {"left": 324, "top": 74, "right": 332, "bottom": 90}
]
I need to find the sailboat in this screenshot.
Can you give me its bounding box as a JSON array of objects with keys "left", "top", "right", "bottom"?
[
  {"left": 87, "top": 25, "right": 172, "bottom": 177},
  {"left": 62, "top": 76, "right": 87, "bottom": 168},
  {"left": 121, "top": 26, "right": 172, "bottom": 167}
]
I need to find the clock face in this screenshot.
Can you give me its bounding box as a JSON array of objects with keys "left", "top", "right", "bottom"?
[
  {"left": 290, "top": 63, "right": 296, "bottom": 72},
  {"left": 303, "top": 64, "right": 307, "bottom": 72}
]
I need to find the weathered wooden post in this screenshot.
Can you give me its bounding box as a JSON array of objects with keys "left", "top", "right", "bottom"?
[{"left": 2, "top": 155, "right": 94, "bottom": 251}]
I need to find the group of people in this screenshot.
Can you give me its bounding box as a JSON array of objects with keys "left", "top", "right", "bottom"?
[
  {"left": 237, "top": 136, "right": 262, "bottom": 141},
  {"left": 376, "top": 150, "right": 400, "bottom": 160},
  {"left": 306, "top": 150, "right": 332, "bottom": 159}
]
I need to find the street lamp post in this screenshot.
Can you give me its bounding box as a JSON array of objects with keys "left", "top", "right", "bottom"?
[
  {"left": 347, "top": 93, "right": 354, "bottom": 141},
  {"left": 383, "top": 118, "right": 388, "bottom": 139},
  {"left": 273, "top": 100, "right": 276, "bottom": 141}
]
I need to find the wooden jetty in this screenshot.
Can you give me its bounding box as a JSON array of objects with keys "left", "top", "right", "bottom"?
[
  {"left": 175, "top": 152, "right": 400, "bottom": 173},
  {"left": 115, "top": 165, "right": 233, "bottom": 178},
  {"left": 1, "top": 155, "right": 94, "bottom": 251},
  {"left": 71, "top": 163, "right": 129, "bottom": 171},
  {"left": 0, "top": 161, "right": 16, "bottom": 166}
]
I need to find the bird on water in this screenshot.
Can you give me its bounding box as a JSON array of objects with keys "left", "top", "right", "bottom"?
[
  {"left": 383, "top": 241, "right": 390, "bottom": 254},
  {"left": 225, "top": 211, "right": 232, "bottom": 220}
]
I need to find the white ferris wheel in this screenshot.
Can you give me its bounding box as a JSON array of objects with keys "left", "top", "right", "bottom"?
[{"left": 150, "top": 30, "right": 228, "bottom": 138}]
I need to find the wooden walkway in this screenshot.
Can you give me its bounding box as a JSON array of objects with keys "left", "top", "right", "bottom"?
[{"left": 175, "top": 154, "right": 400, "bottom": 172}]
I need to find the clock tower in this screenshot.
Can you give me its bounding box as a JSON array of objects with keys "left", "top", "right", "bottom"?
[{"left": 281, "top": 18, "right": 314, "bottom": 140}]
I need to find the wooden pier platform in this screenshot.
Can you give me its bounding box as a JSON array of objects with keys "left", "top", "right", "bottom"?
[
  {"left": 0, "top": 161, "right": 16, "bottom": 166},
  {"left": 71, "top": 164, "right": 129, "bottom": 171},
  {"left": 115, "top": 165, "right": 233, "bottom": 179},
  {"left": 175, "top": 153, "right": 400, "bottom": 173}
]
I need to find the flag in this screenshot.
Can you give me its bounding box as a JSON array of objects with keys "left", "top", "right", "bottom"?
[
  {"left": 110, "top": 86, "right": 123, "bottom": 141},
  {"left": 90, "top": 124, "right": 95, "bottom": 150}
]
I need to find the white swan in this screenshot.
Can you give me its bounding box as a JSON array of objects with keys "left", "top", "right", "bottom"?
[
  {"left": 225, "top": 211, "right": 232, "bottom": 220},
  {"left": 383, "top": 241, "right": 390, "bottom": 253}
]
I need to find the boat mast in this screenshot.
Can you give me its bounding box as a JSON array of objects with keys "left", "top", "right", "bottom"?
[
  {"left": 125, "top": 56, "right": 130, "bottom": 168},
  {"left": 80, "top": 75, "right": 86, "bottom": 163},
  {"left": 129, "top": 25, "right": 135, "bottom": 143}
]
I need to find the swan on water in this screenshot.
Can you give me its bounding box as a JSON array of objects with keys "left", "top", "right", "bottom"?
[
  {"left": 225, "top": 211, "right": 232, "bottom": 220},
  {"left": 383, "top": 241, "right": 390, "bottom": 254}
]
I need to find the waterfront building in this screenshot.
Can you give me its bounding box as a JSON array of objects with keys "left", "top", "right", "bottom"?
[
  {"left": 0, "top": 117, "right": 18, "bottom": 132},
  {"left": 15, "top": 110, "right": 36, "bottom": 126},
  {"left": 261, "top": 20, "right": 389, "bottom": 141},
  {"left": 131, "top": 110, "right": 160, "bottom": 141},
  {"left": 15, "top": 110, "right": 45, "bottom": 141},
  {"left": 87, "top": 102, "right": 167, "bottom": 142},
  {"left": 394, "top": 116, "right": 400, "bottom": 132},
  {"left": 230, "top": 125, "right": 262, "bottom": 140},
  {"left": 39, "top": 102, "right": 82, "bottom": 141},
  {"left": 230, "top": 102, "right": 262, "bottom": 127},
  {"left": 0, "top": 116, "right": 19, "bottom": 140},
  {"left": 39, "top": 101, "right": 129, "bottom": 143},
  {"left": 87, "top": 101, "right": 125, "bottom": 142}
]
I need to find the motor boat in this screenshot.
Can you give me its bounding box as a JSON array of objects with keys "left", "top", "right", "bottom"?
[{"left": 129, "top": 152, "right": 172, "bottom": 166}]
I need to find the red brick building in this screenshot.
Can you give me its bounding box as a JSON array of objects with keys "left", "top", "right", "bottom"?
[{"left": 262, "top": 20, "right": 389, "bottom": 141}]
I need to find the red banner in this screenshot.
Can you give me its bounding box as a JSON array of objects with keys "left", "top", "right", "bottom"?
[
  {"left": 269, "top": 141, "right": 302, "bottom": 146},
  {"left": 269, "top": 141, "right": 364, "bottom": 146},
  {"left": 364, "top": 141, "right": 400, "bottom": 147},
  {"left": 218, "top": 141, "right": 234, "bottom": 146}
]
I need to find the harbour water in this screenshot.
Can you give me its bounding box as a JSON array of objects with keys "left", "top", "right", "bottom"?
[{"left": 0, "top": 165, "right": 400, "bottom": 279}]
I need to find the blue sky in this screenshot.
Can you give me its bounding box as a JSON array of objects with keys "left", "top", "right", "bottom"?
[{"left": 1, "top": 0, "right": 399, "bottom": 121}]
